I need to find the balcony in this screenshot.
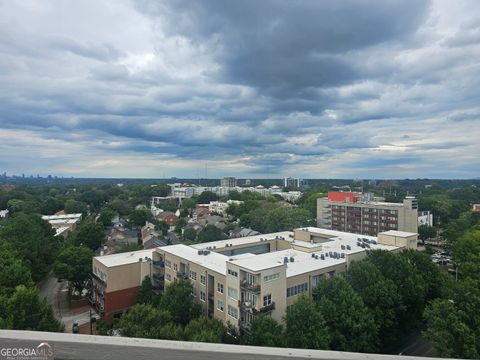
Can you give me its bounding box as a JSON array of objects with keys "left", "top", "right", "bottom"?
[
  {"left": 259, "top": 302, "right": 275, "bottom": 314},
  {"left": 153, "top": 273, "right": 164, "bottom": 281},
  {"left": 240, "top": 281, "right": 260, "bottom": 293},
  {"left": 238, "top": 300, "right": 253, "bottom": 312},
  {"left": 91, "top": 273, "right": 107, "bottom": 286},
  {"left": 176, "top": 272, "right": 188, "bottom": 280},
  {"left": 153, "top": 260, "right": 165, "bottom": 268}
]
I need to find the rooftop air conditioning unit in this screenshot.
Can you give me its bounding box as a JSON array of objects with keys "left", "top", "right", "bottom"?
[{"left": 290, "top": 257, "right": 294, "bottom": 262}]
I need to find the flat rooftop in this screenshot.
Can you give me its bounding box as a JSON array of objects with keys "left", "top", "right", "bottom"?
[
  {"left": 380, "top": 230, "right": 418, "bottom": 237},
  {"left": 162, "top": 244, "right": 229, "bottom": 274},
  {"left": 95, "top": 249, "right": 154, "bottom": 267},
  {"left": 229, "top": 228, "right": 399, "bottom": 277},
  {"left": 191, "top": 231, "right": 292, "bottom": 251},
  {"left": 157, "top": 227, "right": 408, "bottom": 277},
  {"left": 42, "top": 213, "right": 82, "bottom": 221}
]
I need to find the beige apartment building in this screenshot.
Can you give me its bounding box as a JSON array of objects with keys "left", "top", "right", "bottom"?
[
  {"left": 90, "top": 249, "right": 154, "bottom": 321},
  {"left": 92, "top": 227, "right": 417, "bottom": 329}
]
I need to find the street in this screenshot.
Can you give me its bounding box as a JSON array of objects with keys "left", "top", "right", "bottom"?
[{"left": 38, "top": 273, "right": 94, "bottom": 333}]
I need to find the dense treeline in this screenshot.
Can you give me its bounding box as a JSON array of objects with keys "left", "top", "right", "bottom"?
[{"left": 0, "top": 215, "right": 63, "bottom": 332}]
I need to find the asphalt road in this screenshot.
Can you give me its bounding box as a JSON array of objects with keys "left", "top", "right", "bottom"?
[{"left": 38, "top": 273, "right": 93, "bottom": 332}]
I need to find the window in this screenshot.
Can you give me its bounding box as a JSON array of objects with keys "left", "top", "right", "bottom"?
[
  {"left": 263, "top": 294, "right": 272, "bottom": 307},
  {"left": 200, "top": 291, "right": 206, "bottom": 302},
  {"left": 217, "top": 283, "right": 224, "bottom": 293},
  {"left": 246, "top": 272, "right": 256, "bottom": 285},
  {"left": 286, "top": 283, "right": 308, "bottom": 298},
  {"left": 263, "top": 273, "right": 280, "bottom": 282},
  {"left": 217, "top": 300, "right": 224, "bottom": 311},
  {"left": 312, "top": 274, "right": 324, "bottom": 288},
  {"left": 228, "top": 269, "right": 238, "bottom": 277},
  {"left": 200, "top": 275, "right": 206, "bottom": 285},
  {"left": 227, "top": 287, "right": 238, "bottom": 300},
  {"left": 189, "top": 270, "right": 197, "bottom": 281},
  {"left": 165, "top": 273, "right": 172, "bottom": 281},
  {"left": 173, "top": 263, "right": 178, "bottom": 271},
  {"left": 165, "top": 260, "right": 171, "bottom": 268},
  {"left": 227, "top": 305, "right": 238, "bottom": 319}
]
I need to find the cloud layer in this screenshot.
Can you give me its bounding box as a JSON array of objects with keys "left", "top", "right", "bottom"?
[{"left": 0, "top": 0, "right": 479, "bottom": 178}]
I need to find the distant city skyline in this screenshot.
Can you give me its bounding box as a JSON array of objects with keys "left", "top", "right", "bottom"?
[{"left": 1, "top": 1, "right": 479, "bottom": 179}]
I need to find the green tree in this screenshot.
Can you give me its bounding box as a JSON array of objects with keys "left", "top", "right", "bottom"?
[
  {"left": 71, "top": 219, "right": 105, "bottom": 250},
  {"left": 54, "top": 245, "right": 93, "bottom": 294},
  {"left": 400, "top": 249, "right": 452, "bottom": 300},
  {"left": 159, "top": 280, "right": 202, "bottom": 326},
  {"left": 117, "top": 304, "right": 182, "bottom": 340},
  {"left": 242, "top": 315, "right": 285, "bottom": 347},
  {"left": 197, "top": 224, "right": 226, "bottom": 243},
  {"left": 116, "top": 243, "right": 142, "bottom": 253},
  {"left": 183, "top": 227, "right": 197, "bottom": 242},
  {"left": 128, "top": 209, "right": 153, "bottom": 228},
  {"left": 0, "top": 285, "right": 63, "bottom": 332},
  {"left": 0, "top": 214, "right": 59, "bottom": 281},
  {"left": 301, "top": 192, "right": 326, "bottom": 217},
  {"left": 228, "top": 190, "right": 241, "bottom": 200},
  {"left": 181, "top": 198, "right": 197, "bottom": 209},
  {"left": 0, "top": 239, "right": 34, "bottom": 296},
  {"left": 175, "top": 217, "right": 186, "bottom": 235},
  {"left": 345, "top": 260, "right": 403, "bottom": 352},
  {"left": 453, "top": 230, "right": 480, "bottom": 280},
  {"left": 98, "top": 207, "right": 117, "bottom": 227},
  {"left": 6, "top": 199, "right": 25, "bottom": 214},
  {"left": 136, "top": 276, "right": 155, "bottom": 305},
  {"left": 184, "top": 316, "right": 226, "bottom": 343},
  {"left": 285, "top": 296, "right": 329, "bottom": 349},
  {"left": 64, "top": 199, "right": 88, "bottom": 217},
  {"left": 196, "top": 191, "right": 218, "bottom": 204},
  {"left": 418, "top": 224, "right": 436, "bottom": 242},
  {"left": 155, "top": 221, "right": 169, "bottom": 236},
  {"left": 265, "top": 207, "right": 313, "bottom": 232},
  {"left": 367, "top": 250, "right": 427, "bottom": 329},
  {"left": 314, "top": 277, "right": 378, "bottom": 353},
  {"left": 424, "top": 299, "right": 478, "bottom": 359}
]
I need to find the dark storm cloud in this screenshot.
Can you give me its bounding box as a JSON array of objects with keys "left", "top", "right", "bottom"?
[{"left": 0, "top": 0, "right": 480, "bottom": 178}]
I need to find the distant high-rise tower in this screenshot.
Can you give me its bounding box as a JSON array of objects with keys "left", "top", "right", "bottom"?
[
  {"left": 284, "top": 177, "right": 301, "bottom": 188},
  {"left": 220, "top": 177, "right": 236, "bottom": 187}
]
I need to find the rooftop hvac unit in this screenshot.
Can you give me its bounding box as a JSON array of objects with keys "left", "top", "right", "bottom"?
[
  {"left": 213, "top": 246, "right": 216, "bottom": 249},
  {"left": 315, "top": 255, "right": 319, "bottom": 259},
  {"left": 204, "top": 250, "right": 210, "bottom": 255},
  {"left": 341, "top": 253, "right": 345, "bottom": 258},
  {"left": 325, "top": 253, "right": 329, "bottom": 257},
  {"left": 357, "top": 237, "right": 362, "bottom": 242},
  {"left": 198, "top": 250, "right": 204, "bottom": 255},
  {"left": 311, "top": 253, "right": 316, "bottom": 258},
  {"left": 371, "top": 240, "right": 377, "bottom": 245},
  {"left": 320, "top": 254, "right": 325, "bottom": 260},
  {"left": 290, "top": 256, "right": 294, "bottom": 262},
  {"left": 357, "top": 242, "right": 361, "bottom": 247},
  {"left": 283, "top": 257, "right": 289, "bottom": 264},
  {"left": 346, "top": 245, "right": 351, "bottom": 250},
  {"left": 341, "top": 245, "right": 345, "bottom": 250}
]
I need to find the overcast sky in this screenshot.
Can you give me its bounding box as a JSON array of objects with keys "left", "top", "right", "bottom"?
[{"left": 1, "top": 0, "right": 479, "bottom": 179}]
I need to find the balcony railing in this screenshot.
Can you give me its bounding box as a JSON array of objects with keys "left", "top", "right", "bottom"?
[
  {"left": 153, "top": 273, "right": 164, "bottom": 282},
  {"left": 259, "top": 302, "right": 275, "bottom": 313},
  {"left": 240, "top": 281, "right": 260, "bottom": 293},
  {"left": 176, "top": 272, "right": 188, "bottom": 280},
  {"left": 153, "top": 260, "right": 165, "bottom": 268}
]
